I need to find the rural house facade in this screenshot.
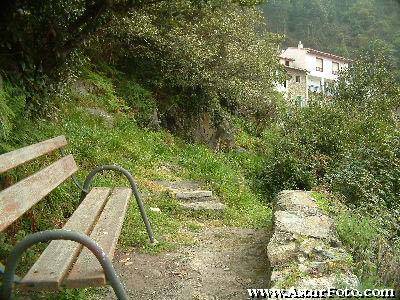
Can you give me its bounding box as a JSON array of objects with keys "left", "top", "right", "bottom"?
[{"left": 277, "top": 41, "right": 352, "bottom": 105}]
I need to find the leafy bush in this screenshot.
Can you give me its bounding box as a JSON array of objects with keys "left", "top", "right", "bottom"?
[
  {"left": 258, "top": 103, "right": 344, "bottom": 196},
  {"left": 260, "top": 103, "right": 399, "bottom": 215},
  {"left": 1, "top": 0, "right": 282, "bottom": 124},
  {"left": 92, "top": 0, "right": 284, "bottom": 131},
  {"left": 311, "top": 191, "right": 400, "bottom": 290},
  {"left": 329, "top": 133, "right": 400, "bottom": 211},
  {"left": 336, "top": 209, "right": 400, "bottom": 290},
  {"left": 259, "top": 42, "right": 400, "bottom": 216}
]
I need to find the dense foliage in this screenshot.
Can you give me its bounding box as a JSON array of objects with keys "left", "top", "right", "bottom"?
[
  {"left": 256, "top": 42, "right": 400, "bottom": 288},
  {"left": 0, "top": 0, "right": 164, "bottom": 74},
  {"left": 259, "top": 43, "right": 400, "bottom": 226},
  {"left": 1, "top": 0, "right": 399, "bottom": 295},
  {"left": 0, "top": 0, "right": 282, "bottom": 138},
  {"left": 90, "top": 0, "right": 283, "bottom": 133}
]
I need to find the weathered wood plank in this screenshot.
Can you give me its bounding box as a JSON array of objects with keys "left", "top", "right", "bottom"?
[
  {"left": 0, "top": 155, "right": 78, "bottom": 231},
  {"left": 64, "top": 188, "right": 132, "bottom": 288},
  {"left": 0, "top": 136, "right": 68, "bottom": 174},
  {"left": 20, "top": 188, "right": 111, "bottom": 290}
]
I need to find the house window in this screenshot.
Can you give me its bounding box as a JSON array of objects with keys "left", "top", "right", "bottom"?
[
  {"left": 332, "top": 62, "right": 339, "bottom": 75},
  {"left": 285, "top": 60, "right": 290, "bottom": 66},
  {"left": 316, "top": 57, "right": 323, "bottom": 72},
  {"left": 296, "top": 76, "right": 301, "bottom": 83}
]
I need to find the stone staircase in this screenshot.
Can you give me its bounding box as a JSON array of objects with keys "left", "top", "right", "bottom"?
[{"left": 154, "top": 180, "right": 225, "bottom": 212}]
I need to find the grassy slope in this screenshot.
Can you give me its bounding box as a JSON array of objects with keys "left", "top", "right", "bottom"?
[
  {"left": 0, "top": 69, "right": 271, "bottom": 299},
  {"left": 312, "top": 191, "right": 399, "bottom": 292},
  {"left": 3, "top": 67, "right": 397, "bottom": 299}
]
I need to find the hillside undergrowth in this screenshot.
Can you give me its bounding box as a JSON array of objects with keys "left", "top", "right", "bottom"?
[{"left": 0, "top": 68, "right": 271, "bottom": 299}]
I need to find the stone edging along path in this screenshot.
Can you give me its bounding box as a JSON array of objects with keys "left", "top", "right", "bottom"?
[{"left": 267, "top": 190, "right": 359, "bottom": 290}]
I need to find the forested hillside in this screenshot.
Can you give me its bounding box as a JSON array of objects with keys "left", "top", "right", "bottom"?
[{"left": 261, "top": 0, "right": 400, "bottom": 75}]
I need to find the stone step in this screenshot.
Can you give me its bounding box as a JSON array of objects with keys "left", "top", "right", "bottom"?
[
  {"left": 180, "top": 200, "right": 225, "bottom": 212},
  {"left": 173, "top": 190, "right": 213, "bottom": 200}
]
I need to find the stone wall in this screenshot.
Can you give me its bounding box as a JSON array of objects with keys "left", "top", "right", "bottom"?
[
  {"left": 267, "top": 190, "right": 359, "bottom": 291},
  {"left": 286, "top": 69, "right": 308, "bottom": 103}
]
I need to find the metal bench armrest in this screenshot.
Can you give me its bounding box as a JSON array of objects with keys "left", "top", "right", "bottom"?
[
  {"left": 0, "top": 230, "right": 128, "bottom": 300},
  {"left": 0, "top": 263, "right": 21, "bottom": 283},
  {"left": 60, "top": 148, "right": 155, "bottom": 244},
  {"left": 81, "top": 165, "right": 155, "bottom": 244}
]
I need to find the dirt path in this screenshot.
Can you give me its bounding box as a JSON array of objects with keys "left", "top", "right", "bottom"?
[{"left": 100, "top": 227, "right": 270, "bottom": 300}]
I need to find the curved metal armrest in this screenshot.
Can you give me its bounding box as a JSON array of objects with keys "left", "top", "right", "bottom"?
[
  {"left": 81, "top": 165, "right": 155, "bottom": 244},
  {"left": 0, "top": 230, "right": 128, "bottom": 300},
  {"left": 0, "top": 263, "right": 21, "bottom": 283}
]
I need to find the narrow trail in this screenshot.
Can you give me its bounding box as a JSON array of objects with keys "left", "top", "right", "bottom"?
[{"left": 101, "top": 227, "right": 270, "bottom": 300}]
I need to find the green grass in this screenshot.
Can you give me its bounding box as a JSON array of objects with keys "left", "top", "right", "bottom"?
[
  {"left": 2, "top": 66, "right": 399, "bottom": 299},
  {"left": 0, "top": 70, "right": 271, "bottom": 299},
  {"left": 311, "top": 191, "right": 400, "bottom": 292}
]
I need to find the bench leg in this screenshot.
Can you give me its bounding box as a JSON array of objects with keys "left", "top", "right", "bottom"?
[
  {"left": 80, "top": 165, "right": 156, "bottom": 244},
  {"left": 0, "top": 230, "right": 128, "bottom": 300}
]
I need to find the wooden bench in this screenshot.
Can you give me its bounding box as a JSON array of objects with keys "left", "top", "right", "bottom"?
[{"left": 0, "top": 136, "right": 155, "bottom": 299}]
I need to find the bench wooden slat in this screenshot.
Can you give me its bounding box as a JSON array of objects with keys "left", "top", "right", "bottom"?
[
  {"left": 0, "top": 136, "right": 68, "bottom": 174},
  {"left": 0, "top": 155, "right": 78, "bottom": 231},
  {"left": 20, "top": 188, "right": 112, "bottom": 290},
  {"left": 63, "top": 188, "right": 132, "bottom": 288}
]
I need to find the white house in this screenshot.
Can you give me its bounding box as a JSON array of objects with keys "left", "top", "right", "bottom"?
[{"left": 278, "top": 41, "right": 352, "bottom": 104}]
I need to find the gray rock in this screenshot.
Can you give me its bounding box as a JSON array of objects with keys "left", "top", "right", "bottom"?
[
  {"left": 267, "top": 241, "right": 297, "bottom": 267},
  {"left": 296, "top": 273, "right": 359, "bottom": 290},
  {"left": 270, "top": 269, "right": 291, "bottom": 286},
  {"left": 153, "top": 180, "right": 223, "bottom": 211},
  {"left": 298, "top": 237, "right": 351, "bottom": 263},
  {"left": 267, "top": 190, "right": 358, "bottom": 294},
  {"left": 149, "top": 207, "right": 161, "bottom": 213},
  {"left": 154, "top": 180, "right": 202, "bottom": 191},
  {"left": 276, "top": 190, "right": 322, "bottom": 216},
  {"left": 274, "top": 210, "right": 334, "bottom": 239},
  {"left": 148, "top": 108, "right": 161, "bottom": 130},
  {"left": 299, "top": 238, "right": 323, "bottom": 255},
  {"left": 73, "top": 80, "right": 94, "bottom": 95}
]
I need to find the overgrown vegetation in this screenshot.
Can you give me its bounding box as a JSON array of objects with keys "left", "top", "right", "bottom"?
[
  {"left": 0, "top": 0, "right": 399, "bottom": 298},
  {"left": 313, "top": 191, "right": 400, "bottom": 291},
  {"left": 259, "top": 43, "right": 400, "bottom": 289},
  {"left": 0, "top": 0, "right": 283, "bottom": 137},
  {"left": 260, "top": 43, "right": 399, "bottom": 213},
  {"left": 0, "top": 65, "right": 271, "bottom": 298}
]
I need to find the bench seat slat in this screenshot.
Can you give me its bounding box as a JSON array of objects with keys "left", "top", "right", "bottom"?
[
  {"left": 20, "top": 188, "right": 112, "bottom": 290},
  {"left": 0, "top": 136, "right": 68, "bottom": 174},
  {"left": 0, "top": 155, "right": 78, "bottom": 231},
  {"left": 63, "top": 188, "right": 132, "bottom": 288}
]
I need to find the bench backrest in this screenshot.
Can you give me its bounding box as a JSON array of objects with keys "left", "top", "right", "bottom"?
[{"left": 0, "top": 136, "right": 78, "bottom": 231}]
